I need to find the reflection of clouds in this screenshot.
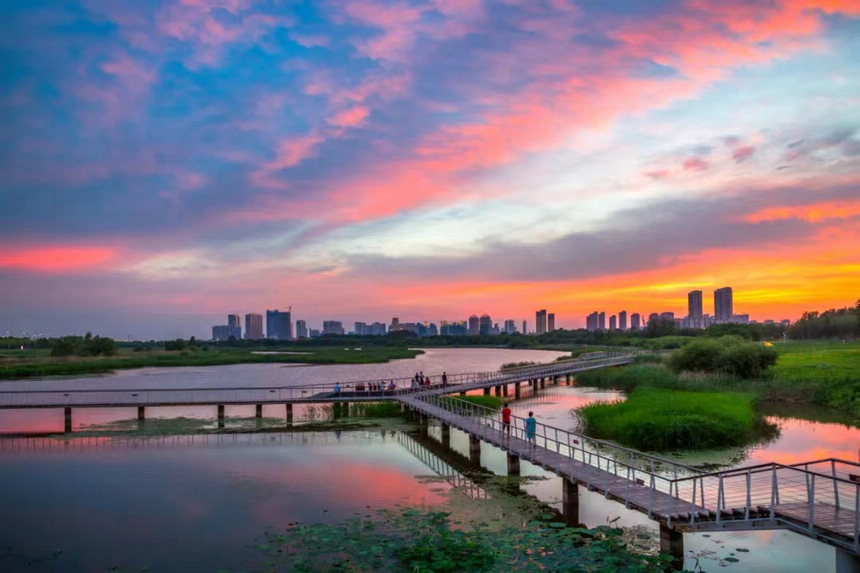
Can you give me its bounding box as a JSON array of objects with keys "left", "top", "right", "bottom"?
[{"left": 746, "top": 418, "right": 860, "bottom": 465}]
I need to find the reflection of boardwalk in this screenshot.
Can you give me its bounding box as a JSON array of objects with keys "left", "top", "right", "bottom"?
[
  {"left": 397, "top": 432, "right": 489, "bottom": 499},
  {"left": 0, "top": 431, "right": 386, "bottom": 452},
  {"left": 398, "top": 393, "right": 860, "bottom": 567}
]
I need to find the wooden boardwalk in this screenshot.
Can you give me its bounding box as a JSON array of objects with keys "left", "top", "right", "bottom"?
[{"left": 399, "top": 393, "right": 860, "bottom": 558}]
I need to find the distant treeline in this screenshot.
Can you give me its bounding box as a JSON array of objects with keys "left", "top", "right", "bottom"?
[{"left": 787, "top": 301, "right": 860, "bottom": 340}]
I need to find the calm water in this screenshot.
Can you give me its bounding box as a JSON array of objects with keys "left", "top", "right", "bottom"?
[{"left": 1, "top": 348, "right": 856, "bottom": 572}]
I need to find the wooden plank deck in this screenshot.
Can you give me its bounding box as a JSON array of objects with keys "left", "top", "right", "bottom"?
[
  {"left": 400, "top": 396, "right": 706, "bottom": 522},
  {"left": 776, "top": 502, "right": 858, "bottom": 540}
]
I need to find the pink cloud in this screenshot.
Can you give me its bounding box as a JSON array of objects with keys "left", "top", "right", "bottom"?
[
  {"left": 0, "top": 245, "right": 119, "bottom": 273},
  {"left": 250, "top": 133, "right": 325, "bottom": 189},
  {"left": 645, "top": 170, "right": 671, "bottom": 180},
  {"left": 683, "top": 157, "right": 710, "bottom": 171},
  {"left": 327, "top": 106, "right": 370, "bottom": 128},
  {"left": 733, "top": 145, "right": 756, "bottom": 163}
]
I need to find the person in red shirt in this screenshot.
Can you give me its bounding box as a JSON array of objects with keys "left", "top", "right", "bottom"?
[{"left": 501, "top": 403, "right": 512, "bottom": 438}]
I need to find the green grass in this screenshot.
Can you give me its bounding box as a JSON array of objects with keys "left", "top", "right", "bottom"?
[
  {"left": 579, "top": 387, "right": 777, "bottom": 451},
  {"left": 576, "top": 341, "right": 860, "bottom": 419},
  {"left": 0, "top": 346, "right": 423, "bottom": 379}
]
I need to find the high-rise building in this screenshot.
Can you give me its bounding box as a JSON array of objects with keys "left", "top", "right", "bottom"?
[
  {"left": 732, "top": 314, "right": 749, "bottom": 324},
  {"left": 468, "top": 314, "right": 480, "bottom": 335},
  {"left": 547, "top": 313, "right": 555, "bottom": 332},
  {"left": 714, "top": 287, "right": 733, "bottom": 323},
  {"left": 295, "top": 320, "right": 308, "bottom": 339},
  {"left": 648, "top": 312, "right": 659, "bottom": 324},
  {"left": 522, "top": 320, "right": 527, "bottom": 335},
  {"left": 688, "top": 290, "right": 703, "bottom": 329},
  {"left": 212, "top": 324, "right": 241, "bottom": 341},
  {"left": 244, "top": 313, "right": 264, "bottom": 340},
  {"left": 266, "top": 309, "right": 292, "bottom": 340},
  {"left": 504, "top": 319, "right": 517, "bottom": 334},
  {"left": 323, "top": 320, "right": 345, "bottom": 335},
  {"left": 631, "top": 313, "right": 641, "bottom": 330},
  {"left": 619, "top": 311, "right": 627, "bottom": 331},
  {"left": 598, "top": 312, "right": 606, "bottom": 331},
  {"left": 536, "top": 309, "right": 547, "bottom": 335},
  {"left": 228, "top": 314, "right": 241, "bottom": 328},
  {"left": 660, "top": 312, "right": 675, "bottom": 322},
  {"left": 609, "top": 315, "right": 617, "bottom": 330},
  {"left": 390, "top": 317, "right": 400, "bottom": 331},
  {"left": 370, "top": 322, "right": 387, "bottom": 335},
  {"left": 354, "top": 322, "right": 367, "bottom": 335},
  {"left": 586, "top": 311, "right": 599, "bottom": 331},
  {"left": 479, "top": 314, "right": 492, "bottom": 335}
]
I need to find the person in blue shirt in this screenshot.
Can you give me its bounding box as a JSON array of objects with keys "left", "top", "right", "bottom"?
[
  {"left": 334, "top": 383, "right": 341, "bottom": 394},
  {"left": 525, "top": 412, "right": 537, "bottom": 447}
]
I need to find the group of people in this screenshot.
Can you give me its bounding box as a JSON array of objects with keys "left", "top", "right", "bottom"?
[
  {"left": 351, "top": 381, "right": 396, "bottom": 393},
  {"left": 501, "top": 402, "right": 537, "bottom": 446}
]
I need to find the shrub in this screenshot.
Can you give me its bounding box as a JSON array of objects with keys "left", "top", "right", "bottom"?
[
  {"left": 668, "top": 336, "right": 777, "bottom": 378},
  {"left": 50, "top": 337, "right": 77, "bottom": 357}
]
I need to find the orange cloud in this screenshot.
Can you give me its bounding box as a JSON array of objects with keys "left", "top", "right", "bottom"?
[
  {"left": 744, "top": 200, "right": 860, "bottom": 224},
  {"left": 0, "top": 245, "right": 118, "bottom": 273}
]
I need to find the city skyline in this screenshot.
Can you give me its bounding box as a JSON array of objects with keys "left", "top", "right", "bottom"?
[{"left": 2, "top": 1, "right": 859, "bottom": 340}]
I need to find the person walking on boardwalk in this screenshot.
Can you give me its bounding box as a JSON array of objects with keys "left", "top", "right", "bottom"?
[
  {"left": 501, "top": 403, "right": 512, "bottom": 438},
  {"left": 442, "top": 372, "right": 448, "bottom": 388},
  {"left": 525, "top": 411, "right": 537, "bottom": 447}
]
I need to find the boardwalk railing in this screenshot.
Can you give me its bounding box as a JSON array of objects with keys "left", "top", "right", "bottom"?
[{"left": 408, "top": 393, "right": 859, "bottom": 552}]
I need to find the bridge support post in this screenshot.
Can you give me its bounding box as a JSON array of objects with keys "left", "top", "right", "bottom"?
[
  {"left": 502, "top": 384, "right": 508, "bottom": 397},
  {"left": 540, "top": 377, "right": 546, "bottom": 389},
  {"left": 419, "top": 413, "right": 429, "bottom": 437},
  {"left": 494, "top": 385, "right": 501, "bottom": 396},
  {"left": 460, "top": 391, "right": 466, "bottom": 397},
  {"left": 285, "top": 403, "right": 293, "bottom": 424},
  {"left": 64, "top": 407, "right": 72, "bottom": 433},
  {"left": 469, "top": 435, "right": 481, "bottom": 465},
  {"left": 137, "top": 406, "right": 145, "bottom": 422},
  {"left": 562, "top": 480, "right": 579, "bottom": 526},
  {"left": 659, "top": 524, "right": 684, "bottom": 571},
  {"left": 566, "top": 373, "right": 571, "bottom": 385},
  {"left": 514, "top": 382, "right": 521, "bottom": 399},
  {"left": 255, "top": 404, "right": 263, "bottom": 418},
  {"left": 836, "top": 548, "right": 860, "bottom": 573},
  {"left": 217, "top": 404, "right": 225, "bottom": 429},
  {"left": 441, "top": 423, "right": 450, "bottom": 448},
  {"left": 507, "top": 452, "right": 520, "bottom": 476},
  {"left": 483, "top": 387, "right": 490, "bottom": 396}
]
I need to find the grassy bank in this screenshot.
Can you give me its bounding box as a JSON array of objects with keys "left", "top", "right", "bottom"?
[
  {"left": 575, "top": 341, "right": 860, "bottom": 418},
  {"left": 0, "top": 346, "right": 423, "bottom": 380},
  {"left": 579, "top": 387, "right": 776, "bottom": 450},
  {"left": 439, "top": 395, "right": 503, "bottom": 410}
]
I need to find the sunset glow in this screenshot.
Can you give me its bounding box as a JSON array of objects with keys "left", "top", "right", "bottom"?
[{"left": 1, "top": 1, "right": 858, "bottom": 338}]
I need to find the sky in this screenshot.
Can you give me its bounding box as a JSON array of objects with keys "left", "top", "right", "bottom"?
[{"left": 1, "top": 0, "right": 859, "bottom": 340}]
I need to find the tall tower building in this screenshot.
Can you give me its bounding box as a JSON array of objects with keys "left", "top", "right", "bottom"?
[
  {"left": 536, "top": 309, "right": 547, "bottom": 335},
  {"left": 598, "top": 312, "right": 606, "bottom": 331},
  {"left": 522, "top": 320, "right": 527, "bottom": 335},
  {"left": 479, "top": 314, "right": 492, "bottom": 335},
  {"left": 619, "top": 311, "right": 627, "bottom": 331},
  {"left": 609, "top": 315, "right": 617, "bottom": 331},
  {"left": 244, "top": 313, "right": 263, "bottom": 340},
  {"left": 586, "top": 311, "right": 599, "bottom": 331},
  {"left": 295, "top": 320, "right": 308, "bottom": 339},
  {"left": 688, "top": 290, "right": 703, "bottom": 328},
  {"left": 714, "top": 287, "right": 733, "bottom": 323},
  {"left": 468, "top": 314, "right": 480, "bottom": 335},
  {"left": 228, "top": 314, "right": 241, "bottom": 328},
  {"left": 266, "top": 309, "right": 292, "bottom": 340},
  {"left": 630, "top": 313, "right": 641, "bottom": 330},
  {"left": 547, "top": 313, "right": 555, "bottom": 332}
]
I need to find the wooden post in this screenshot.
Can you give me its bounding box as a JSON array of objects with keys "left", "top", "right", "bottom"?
[
  {"left": 836, "top": 548, "right": 860, "bottom": 573},
  {"left": 563, "top": 480, "right": 579, "bottom": 526},
  {"left": 507, "top": 452, "right": 520, "bottom": 476},
  {"left": 441, "top": 423, "right": 451, "bottom": 449},
  {"left": 137, "top": 406, "right": 145, "bottom": 422},
  {"left": 217, "top": 404, "right": 225, "bottom": 428},
  {"left": 659, "top": 524, "right": 684, "bottom": 571},
  {"left": 255, "top": 404, "right": 263, "bottom": 418},
  {"left": 64, "top": 407, "right": 72, "bottom": 433},
  {"left": 469, "top": 434, "right": 481, "bottom": 465}
]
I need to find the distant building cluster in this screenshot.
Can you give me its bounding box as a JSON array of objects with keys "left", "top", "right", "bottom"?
[
  {"left": 210, "top": 309, "right": 555, "bottom": 341},
  {"left": 585, "top": 287, "right": 790, "bottom": 332}
]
